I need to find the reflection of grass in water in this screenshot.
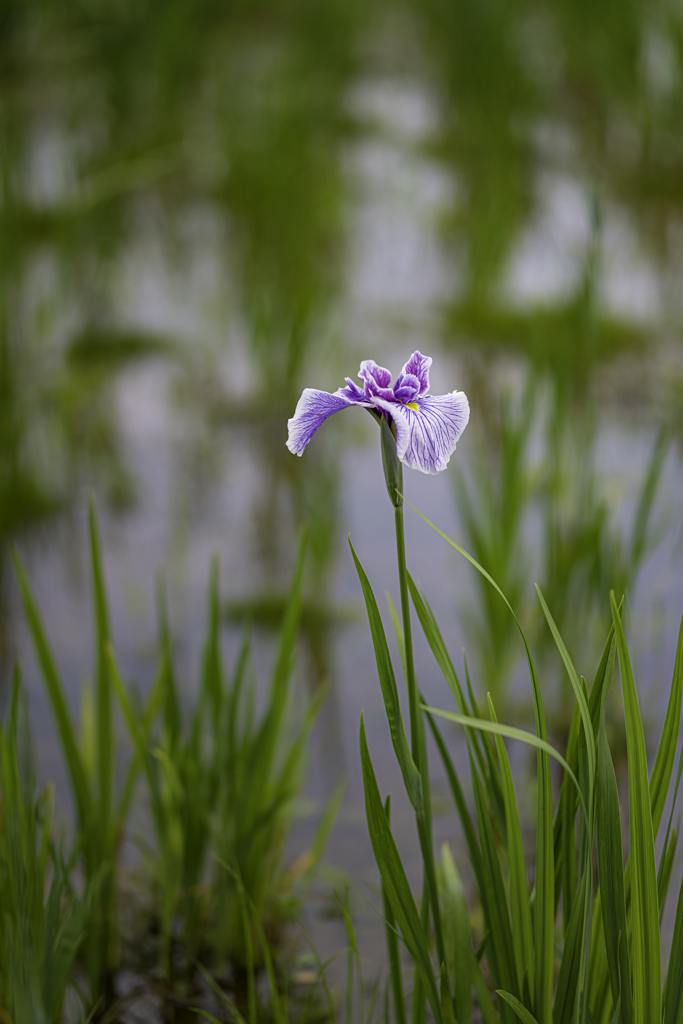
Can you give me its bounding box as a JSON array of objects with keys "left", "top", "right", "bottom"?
[
  {"left": 5, "top": 0, "right": 683, "bottom": 643},
  {"left": 66, "top": 330, "right": 171, "bottom": 370},
  {"left": 443, "top": 182, "right": 672, "bottom": 728},
  {"left": 225, "top": 594, "right": 357, "bottom": 634},
  {"left": 445, "top": 297, "right": 644, "bottom": 374},
  {"left": 0, "top": 0, "right": 368, "bottom": 593},
  {"left": 0, "top": 338, "right": 62, "bottom": 537}
]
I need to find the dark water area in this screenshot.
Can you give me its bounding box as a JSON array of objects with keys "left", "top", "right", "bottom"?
[{"left": 3, "top": 0, "right": 683, "bottom": 1014}]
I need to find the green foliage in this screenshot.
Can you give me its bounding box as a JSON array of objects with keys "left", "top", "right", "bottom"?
[
  {"left": 356, "top": 501, "right": 683, "bottom": 1024},
  {"left": 8, "top": 505, "right": 336, "bottom": 1014},
  {"left": 11, "top": 500, "right": 138, "bottom": 999},
  {"left": 0, "top": 673, "right": 95, "bottom": 1023},
  {"left": 109, "top": 530, "right": 324, "bottom": 972},
  {"left": 454, "top": 386, "right": 669, "bottom": 717}
]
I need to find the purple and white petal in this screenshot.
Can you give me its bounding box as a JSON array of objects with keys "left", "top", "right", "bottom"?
[
  {"left": 375, "top": 391, "right": 470, "bottom": 474},
  {"left": 287, "top": 389, "right": 356, "bottom": 456},
  {"left": 342, "top": 377, "right": 365, "bottom": 398},
  {"left": 398, "top": 351, "right": 432, "bottom": 397},
  {"left": 358, "top": 360, "right": 392, "bottom": 394},
  {"left": 393, "top": 373, "right": 421, "bottom": 404}
]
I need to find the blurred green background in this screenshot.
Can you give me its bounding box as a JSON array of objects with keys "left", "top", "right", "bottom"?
[
  {"left": 3, "top": 0, "right": 683, "bottom": 675},
  {"left": 2, "top": 0, "right": 683, "bottom": 1008}
]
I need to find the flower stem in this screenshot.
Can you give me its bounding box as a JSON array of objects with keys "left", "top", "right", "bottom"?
[
  {"left": 391, "top": 473, "right": 448, "bottom": 975},
  {"left": 394, "top": 501, "right": 420, "bottom": 763}
]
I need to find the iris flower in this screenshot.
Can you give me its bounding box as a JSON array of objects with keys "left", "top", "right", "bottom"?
[{"left": 286, "top": 350, "right": 469, "bottom": 474}]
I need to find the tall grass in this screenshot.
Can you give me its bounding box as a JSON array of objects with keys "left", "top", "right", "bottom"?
[
  {"left": 0, "top": 672, "right": 95, "bottom": 1023},
  {"left": 12, "top": 502, "right": 136, "bottom": 1001},
  {"left": 455, "top": 383, "right": 669, "bottom": 716},
  {"left": 108, "top": 534, "right": 334, "bottom": 977},
  {"left": 7, "top": 504, "right": 337, "bottom": 1017},
  {"left": 355, "top": 439, "right": 683, "bottom": 1024}
]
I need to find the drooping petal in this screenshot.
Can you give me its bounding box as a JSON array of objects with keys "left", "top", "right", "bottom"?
[
  {"left": 373, "top": 391, "right": 470, "bottom": 474},
  {"left": 287, "top": 388, "right": 364, "bottom": 456},
  {"left": 398, "top": 351, "right": 432, "bottom": 397},
  {"left": 358, "top": 360, "right": 392, "bottom": 396}
]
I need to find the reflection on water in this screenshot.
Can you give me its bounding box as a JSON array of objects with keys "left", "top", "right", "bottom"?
[{"left": 4, "top": 0, "right": 683, "bottom": 1000}]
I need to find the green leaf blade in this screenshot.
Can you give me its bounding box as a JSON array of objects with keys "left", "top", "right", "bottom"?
[
  {"left": 359, "top": 716, "right": 441, "bottom": 1023},
  {"left": 350, "top": 539, "right": 422, "bottom": 810},
  {"left": 596, "top": 640, "right": 633, "bottom": 1024},
  {"left": 488, "top": 696, "right": 534, "bottom": 999},
  {"left": 610, "top": 593, "right": 660, "bottom": 1024}
]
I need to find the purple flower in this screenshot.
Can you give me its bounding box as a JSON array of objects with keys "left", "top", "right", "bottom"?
[{"left": 287, "top": 351, "right": 469, "bottom": 475}]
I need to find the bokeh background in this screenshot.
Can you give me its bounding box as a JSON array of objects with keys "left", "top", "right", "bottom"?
[{"left": 3, "top": 0, "right": 683, "bottom": 996}]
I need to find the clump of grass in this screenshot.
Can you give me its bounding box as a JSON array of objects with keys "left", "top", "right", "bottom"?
[
  {"left": 109, "top": 533, "right": 336, "bottom": 979},
  {"left": 12, "top": 502, "right": 137, "bottom": 1003},
  {"left": 454, "top": 377, "right": 669, "bottom": 720},
  {"left": 8, "top": 503, "right": 339, "bottom": 1018},
  {"left": 0, "top": 671, "right": 95, "bottom": 1023},
  {"left": 355, "top": 492, "right": 683, "bottom": 1024}
]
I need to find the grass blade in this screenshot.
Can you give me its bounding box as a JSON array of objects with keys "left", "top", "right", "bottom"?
[
  {"left": 535, "top": 585, "right": 595, "bottom": 796},
  {"left": 552, "top": 869, "right": 589, "bottom": 1024},
  {"left": 649, "top": 615, "right": 683, "bottom": 837},
  {"left": 529, "top": 669, "right": 554, "bottom": 1024},
  {"left": 610, "top": 592, "right": 660, "bottom": 1024},
  {"left": 403, "top": 500, "right": 556, "bottom": 1021},
  {"left": 350, "top": 539, "right": 421, "bottom": 811},
  {"left": 554, "top": 623, "right": 616, "bottom": 927},
  {"left": 663, "top": 872, "right": 683, "bottom": 1024},
  {"left": 383, "top": 796, "right": 407, "bottom": 1024},
  {"left": 440, "top": 962, "right": 456, "bottom": 1024},
  {"left": 488, "top": 696, "right": 534, "bottom": 999},
  {"left": 359, "top": 716, "right": 441, "bottom": 1023},
  {"left": 440, "top": 842, "right": 473, "bottom": 1024},
  {"left": 424, "top": 710, "right": 485, "bottom": 896},
  {"left": 471, "top": 764, "right": 519, "bottom": 1021},
  {"left": 88, "top": 499, "right": 114, "bottom": 836},
  {"left": 11, "top": 548, "right": 92, "bottom": 829},
  {"left": 596, "top": 638, "right": 632, "bottom": 1024},
  {"left": 407, "top": 575, "right": 468, "bottom": 714},
  {"left": 420, "top": 707, "right": 584, "bottom": 816},
  {"left": 498, "top": 991, "right": 540, "bottom": 1024}
]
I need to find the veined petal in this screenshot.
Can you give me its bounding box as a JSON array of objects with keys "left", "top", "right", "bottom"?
[
  {"left": 287, "top": 388, "right": 369, "bottom": 456},
  {"left": 393, "top": 373, "right": 420, "bottom": 404},
  {"left": 374, "top": 391, "right": 469, "bottom": 474},
  {"left": 398, "top": 351, "right": 431, "bottom": 397},
  {"left": 358, "top": 360, "right": 392, "bottom": 393}
]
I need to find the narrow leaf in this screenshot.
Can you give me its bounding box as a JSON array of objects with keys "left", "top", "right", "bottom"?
[
  {"left": 350, "top": 540, "right": 421, "bottom": 810},
  {"left": 663, "top": 871, "right": 683, "bottom": 1024},
  {"left": 649, "top": 615, "right": 683, "bottom": 837},
  {"left": 596, "top": 640, "right": 632, "bottom": 1024},
  {"left": 383, "top": 797, "right": 407, "bottom": 1024},
  {"left": 420, "top": 707, "right": 584, "bottom": 816},
  {"left": 497, "top": 991, "right": 541, "bottom": 1024},
  {"left": 359, "top": 716, "right": 441, "bottom": 1023},
  {"left": 610, "top": 592, "right": 660, "bottom": 1024},
  {"left": 11, "top": 548, "right": 92, "bottom": 829},
  {"left": 88, "top": 499, "right": 114, "bottom": 832},
  {"left": 488, "top": 696, "right": 534, "bottom": 998}
]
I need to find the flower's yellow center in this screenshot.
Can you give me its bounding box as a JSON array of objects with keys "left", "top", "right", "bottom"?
[{"left": 405, "top": 401, "right": 419, "bottom": 412}]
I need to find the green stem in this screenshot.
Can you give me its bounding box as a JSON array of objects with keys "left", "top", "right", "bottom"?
[
  {"left": 380, "top": 415, "right": 449, "bottom": 978},
  {"left": 394, "top": 501, "right": 420, "bottom": 763},
  {"left": 393, "top": 478, "right": 448, "bottom": 976}
]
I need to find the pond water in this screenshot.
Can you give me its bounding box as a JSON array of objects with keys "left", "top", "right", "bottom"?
[{"left": 4, "top": 0, "right": 683, "bottom": 1013}]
